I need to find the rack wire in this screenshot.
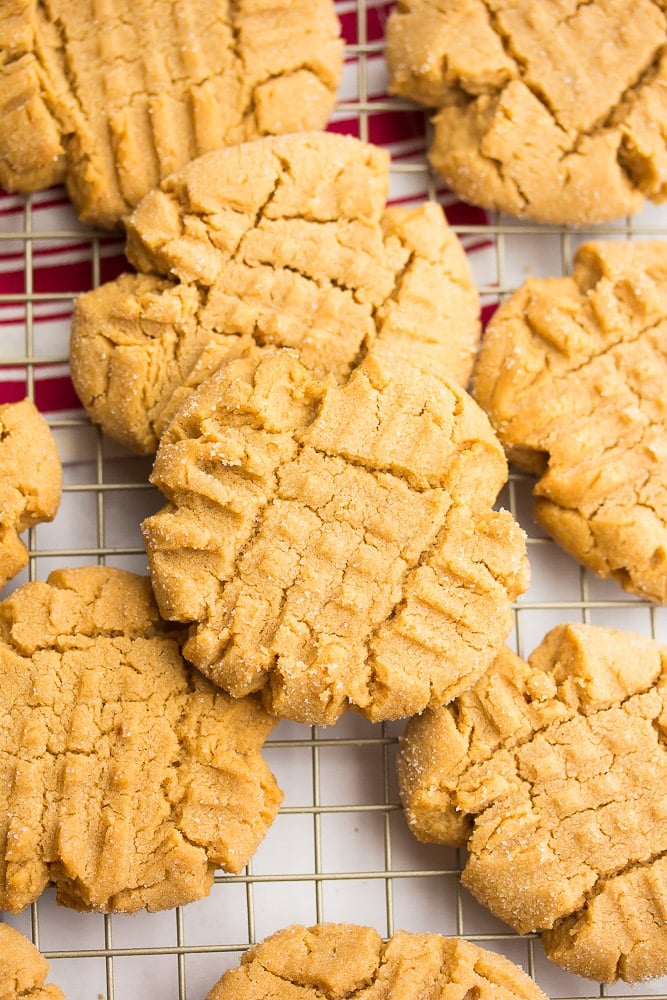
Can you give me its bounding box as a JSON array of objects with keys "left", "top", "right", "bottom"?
[{"left": 1, "top": 2, "right": 667, "bottom": 998}]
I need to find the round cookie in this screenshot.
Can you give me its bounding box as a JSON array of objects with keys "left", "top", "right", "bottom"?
[
  {"left": 0, "top": 923, "right": 64, "bottom": 1000},
  {"left": 70, "top": 131, "right": 481, "bottom": 454},
  {"left": 471, "top": 240, "right": 667, "bottom": 604},
  {"left": 205, "top": 923, "right": 548, "bottom": 1000},
  {"left": 0, "top": 398, "right": 62, "bottom": 591},
  {"left": 0, "top": 0, "right": 343, "bottom": 228},
  {"left": 0, "top": 565, "right": 282, "bottom": 915},
  {"left": 398, "top": 622, "right": 667, "bottom": 983},
  {"left": 386, "top": 0, "right": 667, "bottom": 225},
  {"left": 141, "top": 344, "right": 529, "bottom": 726}
]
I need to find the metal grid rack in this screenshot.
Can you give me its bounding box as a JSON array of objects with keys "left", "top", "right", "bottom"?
[{"left": 1, "top": 1, "right": 667, "bottom": 997}]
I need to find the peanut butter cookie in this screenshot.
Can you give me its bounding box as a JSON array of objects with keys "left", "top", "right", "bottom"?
[
  {"left": 69, "top": 131, "right": 481, "bottom": 454},
  {"left": 399, "top": 623, "right": 667, "bottom": 983},
  {"left": 205, "top": 923, "right": 548, "bottom": 1000},
  {"left": 386, "top": 0, "right": 667, "bottom": 224},
  {"left": 472, "top": 240, "right": 667, "bottom": 604},
  {"left": 0, "top": 398, "right": 61, "bottom": 591},
  {"left": 0, "top": 0, "right": 342, "bottom": 227},
  {"left": 0, "top": 565, "right": 282, "bottom": 915},
  {"left": 141, "top": 344, "right": 529, "bottom": 726},
  {"left": 0, "top": 923, "right": 64, "bottom": 1000}
]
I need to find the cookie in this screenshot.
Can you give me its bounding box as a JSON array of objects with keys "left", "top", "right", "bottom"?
[
  {"left": 386, "top": 0, "right": 667, "bottom": 224},
  {"left": 141, "top": 344, "right": 529, "bottom": 726},
  {"left": 471, "top": 240, "right": 667, "bottom": 604},
  {"left": 0, "top": 923, "right": 64, "bottom": 1000},
  {"left": 0, "top": 398, "right": 62, "bottom": 591},
  {"left": 0, "top": 0, "right": 343, "bottom": 228},
  {"left": 0, "top": 565, "right": 282, "bottom": 914},
  {"left": 398, "top": 622, "right": 667, "bottom": 983},
  {"left": 69, "top": 131, "right": 482, "bottom": 454},
  {"left": 205, "top": 923, "right": 548, "bottom": 1000}
]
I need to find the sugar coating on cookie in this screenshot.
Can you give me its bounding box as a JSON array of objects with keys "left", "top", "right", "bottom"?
[
  {"left": 472, "top": 240, "right": 667, "bottom": 604},
  {"left": 0, "top": 398, "right": 62, "bottom": 591},
  {"left": 0, "top": 566, "right": 282, "bottom": 915},
  {"left": 205, "top": 923, "right": 548, "bottom": 1000},
  {"left": 386, "top": 0, "right": 667, "bottom": 224},
  {"left": 399, "top": 623, "right": 667, "bottom": 983},
  {"left": 141, "top": 345, "right": 529, "bottom": 726},
  {"left": 70, "top": 131, "right": 481, "bottom": 454},
  {"left": 0, "top": 0, "right": 343, "bottom": 227},
  {"left": 0, "top": 923, "right": 64, "bottom": 1000}
]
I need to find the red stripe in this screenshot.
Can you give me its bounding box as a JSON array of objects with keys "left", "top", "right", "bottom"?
[
  {"left": 0, "top": 373, "right": 82, "bottom": 412},
  {"left": 444, "top": 203, "right": 491, "bottom": 227},
  {"left": 24, "top": 191, "right": 75, "bottom": 213},
  {"left": 337, "top": 3, "right": 393, "bottom": 44},
  {"left": 0, "top": 186, "right": 72, "bottom": 217},
  {"left": 0, "top": 272, "right": 25, "bottom": 294},
  {"left": 461, "top": 237, "right": 495, "bottom": 255},
  {"left": 0, "top": 203, "right": 25, "bottom": 219},
  {"left": 33, "top": 256, "right": 117, "bottom": 294},
  {"left": 369, "top": 109, "right": 427, "bottom": 147},
  {"left": 35, "top": 375, "right": 82, "bottom": 412},
  {"left": 481, "top": 302, "right": 499, "bottom": 329},
  {"left": 100, "top": 252, "right": 131, "bottom": 284},
  {"left": 0, "top": 309, "right": 73, "bottom": 326}
]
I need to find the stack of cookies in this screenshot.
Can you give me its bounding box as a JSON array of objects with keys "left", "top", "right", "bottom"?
[{"left": 1, "top": 0, "right": 667, "bottom": 997}]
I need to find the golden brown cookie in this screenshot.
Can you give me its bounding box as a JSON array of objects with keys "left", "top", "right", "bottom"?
[
  {"left": 69, "top": 131, "right": 481, "bottom": 454},
  {"left": 0, "top": 565, "right": 282, "bottom": 914},
  {"left": 141, "top": 344, "right": 529, "bottom": 726},
  {"left": 0, "top": 398, "right": 62, "bottom": 590},
  {"left": 205, "top": 923, "right": 548, "bottom": 1000},
  {"left": 471, "top": 240, "right": 667, "bottom": 604},
  {"left": 386, "top": 0, "right": 667, "bottom": 224},
  {"left": 0, "top": 0, "right": 342, "bottom": 227},
  {"left": 398, "top": 622, "right": 667, "bottom": 983},
  {"left": 0, "top": 923, "right": 64, "bottom": 1000}
]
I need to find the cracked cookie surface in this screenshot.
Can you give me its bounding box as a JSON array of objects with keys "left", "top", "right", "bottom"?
[
  {"left": 0, "top": 923, "right": 64, "bottom": 1000},
  {"left": 0, "top": 398, "right": 61, "bottom": 592},
  {"left": 0, "top": 565, "right": 282, "bottom": 915},
  {"left": 0, "top": 0, "right": 342, "bottom": 227},
  {"left": 205, "top": 922, "right": 548, "bottom": 1000},
  {"left": 70, "top": 131, "right": 481, "bottom": 455},
  {"left": 387, "top": 0, "right": 667, "bottom": 224},
  {"left": 141, "top": 344, "right": 529, "bottom": 726},
  {"left": 471, "top": 240, "right": 667, "bottom": 604},
  {"left": 399, "top": 622, "right": 667, "bottom": 983}
]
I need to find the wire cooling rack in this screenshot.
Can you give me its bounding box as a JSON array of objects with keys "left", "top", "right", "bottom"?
[{"left": 2, "top": 2, "right": 667, "bottom": 998}]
